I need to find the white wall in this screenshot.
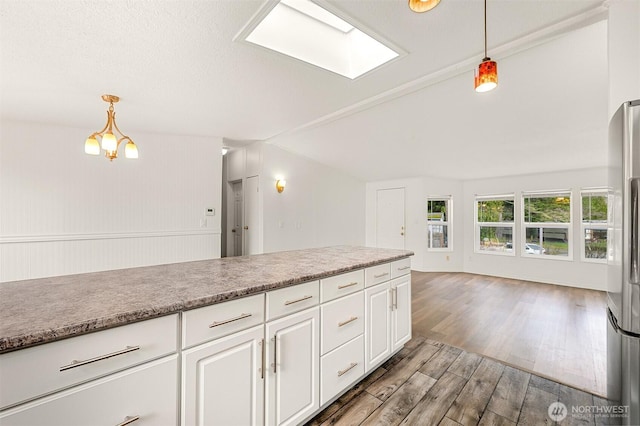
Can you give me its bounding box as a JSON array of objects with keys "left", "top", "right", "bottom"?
[
  {"left": 462, "top": 168, "right": 607, "bottom": 291},
  {"left": 0, "top": 121, "right": 222, "bottom": 282},
  {"left": 365, "top": 177, "right": 464, "bottom": 272},
  {"left": 608, "top": 0, "right": 640, "bottom": 118},
  {"left": 260, "top": 144, "right": 365, "bottom": 252}
]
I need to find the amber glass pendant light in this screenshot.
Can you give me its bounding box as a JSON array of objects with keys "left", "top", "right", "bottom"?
[
  {"left": 408, "top": 0, "right": 440, "bottom": 13},
  {"left": 474, "top": 0, "right": 497, "bottom": 92}
]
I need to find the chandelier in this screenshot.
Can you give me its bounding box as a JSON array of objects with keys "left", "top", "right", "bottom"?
[{"left": 84, "top": 94, "right": 138, "bottom": 161}]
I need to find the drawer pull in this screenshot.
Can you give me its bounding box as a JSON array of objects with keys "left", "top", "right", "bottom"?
[
  {"left": 338, "top": 316, "right": 359, "bottom": 327},
  {"left": 60, "top": 346, "right": 140, "bottom": 372},
  {"left": 284, "top": 295, "right": 313, "bottom": 306},
  {"left": 337, "top": 362, "right": 358, "bottom": 377},
  {"left": 397, "top": 266, "right": 411, "bottom": 271},
  {"left": 209, "top": 313, "right": 252, "bottom": 328},
  {"left": 116, "top": 416, "right": 140, "bottom": 426},
  {"left": 373, "top": 272, "right": 389, "bottom": 278},
  {"left": 338, "top": 282, "right": 359, "bottom": 289}
]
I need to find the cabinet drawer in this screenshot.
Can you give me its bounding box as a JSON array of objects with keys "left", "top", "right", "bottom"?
[
  {"left": 0, "top": 314, "right": 178, "bottom": 410},
  {"left": 320, "top": 270, "right": 364, "bottom": 303},
  {"left": 0, "top": 355, "right": 178, "bottom": 426},
  {"left": 320, "top": 335, "right": 364, "bottom": 406},
  {"left": 320, "top": 292, "right": 364, "bottom": 355},
  {"left": 182, "top": 293, "right": 264, "bottom": 349},
  {"left": 266, "top": 281, "right": 319, "bottom": 321},
  {"left": 365, "top": 263, "right": 391, "bottom": 287},
  {"left": 391, "top": 258, "right": 412, "bottom": 278}
]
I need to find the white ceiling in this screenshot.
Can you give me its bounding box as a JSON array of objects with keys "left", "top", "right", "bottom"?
[{"left": 0, "top": 0, "right": 608, "bottom": 181}]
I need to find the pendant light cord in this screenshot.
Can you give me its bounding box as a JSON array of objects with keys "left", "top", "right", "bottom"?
[{"left": 484, "top": 0, "right": 488, "bottom": 59}]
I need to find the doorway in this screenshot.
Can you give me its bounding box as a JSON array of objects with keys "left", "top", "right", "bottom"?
[
  {"left": 231, "top": 181, "right": 243, "bottom": 256},
  {"left": 376, "top": 188, "right": 405, "bottom": 249},
  {"left": 244, "top": 176, "right": 259, "bottom": 255}
]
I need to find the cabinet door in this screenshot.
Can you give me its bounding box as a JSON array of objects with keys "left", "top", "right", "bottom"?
[
  {"left": 182, "top": 325, "right": 264, "bottom": 426},
  {"left": 265, "top": 307, "right": 319, "bottom": 426},
  {"left": 0, "top": 356, "right": 177, "bottom": 426},
  {"left": 365, "top": 282, "right": 391, "bottom": 372},
  {"left": 391, "top": 275, "right": 412, "bottom": 352}
]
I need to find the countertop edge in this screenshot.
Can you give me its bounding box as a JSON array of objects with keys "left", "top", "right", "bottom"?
[{"left": 0, "top": 251, "right": 413, "bottom": 354}]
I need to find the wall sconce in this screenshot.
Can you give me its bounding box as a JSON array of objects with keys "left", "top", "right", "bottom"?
[
  {"left": 221, "top": 147, "right": 229, "bottom": 156},
  {"left": 276, "top": 179, "right": 286, "bottom": 193},
  {"left": 84, "top": 94, "right": 138, "bottom": 161}
]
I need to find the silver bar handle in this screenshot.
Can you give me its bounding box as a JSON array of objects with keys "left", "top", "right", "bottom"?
[
  {"left": 374, "top": 272, "right": 389, "bottom": 278},
  {"left": 284, "top": 295, "right": 312, "bottom": 305},
  {"left": 260, "top": 338, "right": 265, "bottom": 379},
  {"left": 393, "top": 287, "right": 398, "bottom": 310},
  {"left": 397, "top": 266, "right": 411, "bottom": 271},
  {"left": 60, "top": 346, "right": 140, "bottom": 372},
  {"left": 631, "top": 178, "right": 640, "bottom": 284},
  {"left": 337, "top": 362, "right": 358, "bottom": 377},
  {"left": 209, "top": 313, "right": 252, "bottom": 328},
  {"left": 271, "top": 336, "right": 278, "bottom": 373},
  {"left": 338, "top": 282, "right": 359, "bottom": 289},
  {"left": 116, "top": 416, "right": 140, "bottom": 426},
  {"left": 338, "top": 316, "right": 358, "bottom": 327}
]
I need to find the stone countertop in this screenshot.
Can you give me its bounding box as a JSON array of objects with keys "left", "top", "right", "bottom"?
[{"left": 0, "top": 246, "right": 412, "bottom": 353}]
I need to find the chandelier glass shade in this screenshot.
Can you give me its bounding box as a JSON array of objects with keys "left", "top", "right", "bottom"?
[{"left": 408, "top": 0, "right": 440, "bottom": 13}]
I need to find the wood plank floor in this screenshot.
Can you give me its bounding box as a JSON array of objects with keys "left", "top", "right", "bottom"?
[
  {"left": 411, "top": 272, "right": 607, "bottom": 397},
  {"left": 306, "top": 271, "right": 610, "bottom": 426},
  {"left": 306, "top": 337, "right": 614, "bottom": 426}
]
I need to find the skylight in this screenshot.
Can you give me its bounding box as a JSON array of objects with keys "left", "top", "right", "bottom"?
[{"left": 241, "top": 0, "right": 400, "bottom": 79}]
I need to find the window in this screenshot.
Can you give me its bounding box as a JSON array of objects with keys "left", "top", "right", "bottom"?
[
  {"left": 522, "top": 191, "right": 572, "bottom": 258},
  {"left": 427, "top": 197, "right": 451, "bottom": 250},
  {"left": 475, "top": 195, "right": 515, "bottom": 255},
  {"left": 581, "top": 189, "right": 608, "bottom": 262}
]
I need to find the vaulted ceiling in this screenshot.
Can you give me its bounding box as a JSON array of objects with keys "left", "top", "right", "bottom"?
[{"left": 0, "top": 0, "right": 608, "bottom": 181}]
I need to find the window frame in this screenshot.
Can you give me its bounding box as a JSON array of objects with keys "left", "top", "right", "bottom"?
[
  {"left": 521, "top": 190, "right": 573, "bottom": 261},
  {"left": 474, "top": 194, "right": 516, "bottom": 256},
  {"left": 580, "top": 188, "right": 608, "bottom": 263},
  {"left": 426, "top": 196, "right": 452, "bottom": 252}
]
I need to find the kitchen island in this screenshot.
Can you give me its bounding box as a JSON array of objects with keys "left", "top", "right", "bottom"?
[{"left": 0, "top": 245, "right": 413, "bottom": 425}]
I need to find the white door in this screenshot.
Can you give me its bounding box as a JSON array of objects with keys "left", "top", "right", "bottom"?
[
  {"left": 376, "top": 188, "right": 405, "bottom": 249},
  {"left": 364, "top": 282, "right": 391, "bottom": 372},
  {"left": 391, "top": 275, "right": 412, "bottom": 352},
  {"left": 182, "top": 325, "right": 264, "bottom": 426},
  {"left": 244, "top": 176, "right": 260, "bottom": 256},
  {"left": 265, "top": 307, "right": 319, "bottom": 426},
  {"left": 232, "top": 181, "right": 243, "bottom": 257}
]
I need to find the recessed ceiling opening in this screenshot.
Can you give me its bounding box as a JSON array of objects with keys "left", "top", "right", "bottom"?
[{"left": 240, "top": 0, "right": 401, "bottom": 79}]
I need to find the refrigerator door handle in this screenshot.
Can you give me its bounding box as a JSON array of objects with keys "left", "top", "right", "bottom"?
[
  {"left": 609, "top": 307, "right": 640, "bottom": 338},
  {"left": 631, "top": 178, "right": 640, "bottom": 285}
]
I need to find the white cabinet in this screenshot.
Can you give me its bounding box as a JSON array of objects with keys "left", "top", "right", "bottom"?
[
  {"left": 390, "top": 275, "right": 412, "bottom": 352},
  {"left": 0, "top": 355, "right": 178, "bottom": 426},
  {"left": 364, "top": 270, "right": 412, "bottom": 372},
  {"left": 0, "top": 314, "right": 178, "bottom": 410},
  {"left": 320, "top": 292, "right": 364, "bottom": 355},
  {"left": 265, "top": 307, "right": 319, "bottom": 426},
  {"left": 320, "top": 335, "right": 364, "bottom": 406},
  {"left": 182, "top": 325, "right": 264, "bottom": 426},
  {"left": 0, "top": 258, "right": 412, "bottom": 426},
  {"left": 364, "top": 282, "right": 391, "bottom": 372}
]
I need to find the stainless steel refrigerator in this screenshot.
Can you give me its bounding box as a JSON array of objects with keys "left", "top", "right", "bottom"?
[{"left": 608, "top": 99, "right": 640, "bottom": 426}]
